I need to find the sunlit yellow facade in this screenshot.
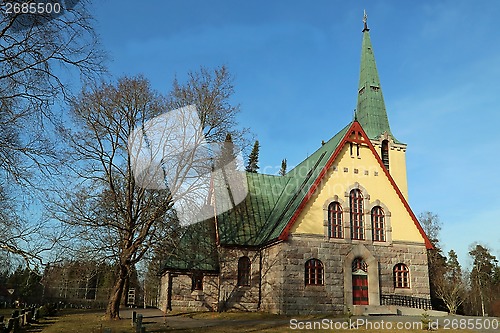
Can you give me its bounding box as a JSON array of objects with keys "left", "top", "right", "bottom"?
[{"left": 291, "top": 137, "right": 424, "bottom": 244}]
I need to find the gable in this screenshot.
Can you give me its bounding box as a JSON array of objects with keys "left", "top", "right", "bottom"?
[
  {"left": 280, "top": 122, "right": 432, "bottom": 248},
  {"left": 161, "top": 120, "right": 432, "bottom": 276}
]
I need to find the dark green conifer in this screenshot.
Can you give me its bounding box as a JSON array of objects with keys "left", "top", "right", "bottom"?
[
  {"left": 279, "top": 159, "right": 287, "bottom": 176},
  {"left": 245, "top": 140, "right": 259, "bottom": 173}
]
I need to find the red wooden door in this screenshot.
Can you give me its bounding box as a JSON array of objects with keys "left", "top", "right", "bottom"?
[{"left": 352, "top": 275, "right": 368, "bottom": 305}]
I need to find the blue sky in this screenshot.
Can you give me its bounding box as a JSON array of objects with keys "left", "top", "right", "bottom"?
[{"left": 90, "top": 0, "right": 500, "bottom": 267}]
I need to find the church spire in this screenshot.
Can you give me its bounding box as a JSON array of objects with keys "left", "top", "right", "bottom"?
[
  {"left": 362, "top": 9, "right": 369, "bottom": 32},
  {"left": 355, "top": 11, "right": 400, "bottom": 143}
]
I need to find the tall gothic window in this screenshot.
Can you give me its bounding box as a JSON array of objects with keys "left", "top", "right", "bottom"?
[
  {"left": 305, "top": 259, "right": 324, "bottom": 286},
  {"left": 381, "top": 140, "right": 389, "bottom": 171},
  {"left": 328, "top": 202, "right": 343, "bottom": 238},
  {"left": 350, "top": 189, "right": 364, "bottom": 240},
  {"left": 237, "top": 256, "right": 251, "bottom": 286},
  {"left": 371, "top": 206, "right": 385, "bottom": 242},
  {"left": 394, "top": 263, "right": 410, "bottom": 288}
]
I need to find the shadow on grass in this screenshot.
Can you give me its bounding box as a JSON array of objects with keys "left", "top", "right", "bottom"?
[{"left": 22, "top": 318, "right": 58, "bottom": 332}]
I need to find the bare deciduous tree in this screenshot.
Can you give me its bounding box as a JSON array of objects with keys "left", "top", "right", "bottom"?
[
  {"left": 167, "top": 66, "right": 250, "bottom": 149},
  {"left": 0, "top": 0, "right": 104, "bottom": 115},
  {"left": 0, "top": 0, "right": 104, "bottom": 264},
  {"left": 434, "top": 250, "right": 467, "bottom": 314},
  {"left": 52, "top": 67, "right": 248, "bottom": 319},
  {"left": 419, "top": 211, "right": 447, "bottom": 311},
  {"left": 52, "top": 76, "right": 171, "bottom": 319}
]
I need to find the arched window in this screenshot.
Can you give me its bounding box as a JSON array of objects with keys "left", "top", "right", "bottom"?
[
  {"left": 237, "top": 256, "right": 251, "bottom": 286},
  {"left": 192, "top": 273, "right": 203, "bottom": 291},
  {"left": 394, "top": 263, "right": 410, "bottom": 288},
  {"left": 381, "top": 140, "right": 389, "bottom": 171},
  {"left": 305, "top": 259, "right": 324, "bottom": 286},
  {"left": 371, "top": 206, "right": 385, "bottom": 242},
  {"left": 328, "top": 202, "right": 343, "bottom": 238},
  {"left": 350, "top": 189, "right": 364, "bottom": 240}
]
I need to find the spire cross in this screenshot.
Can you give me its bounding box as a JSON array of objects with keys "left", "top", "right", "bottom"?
[{"left": 362, "top": 10, "right": 369, "bottom": 32}]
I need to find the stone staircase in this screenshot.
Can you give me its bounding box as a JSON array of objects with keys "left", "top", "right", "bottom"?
[{"left": 352, "top": 304, "right": 448, "bottom": 317}]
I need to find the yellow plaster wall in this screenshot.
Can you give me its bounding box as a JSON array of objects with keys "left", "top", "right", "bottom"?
[
  {"left": 388, "top": 147, "right": 408, "bottom": 200},
  {"left": 372, "top": 141, "right": 409, "bottom": 200},
  {"left": 290, "top": 143, "right": 424, "bottom": 244}
]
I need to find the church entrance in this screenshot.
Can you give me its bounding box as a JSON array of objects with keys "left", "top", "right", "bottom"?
[
  {"left": 352, "top": 257, "right": 368, "bottom": 305},
  {"left": 352, "top": 275, "right": 368, "bottom": 305}
]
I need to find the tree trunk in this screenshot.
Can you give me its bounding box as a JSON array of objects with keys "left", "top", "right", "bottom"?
[
  {"left": 122, "top": 275, "right": 130, "bottom": 306},
  {"left": 478, "top": 278, "right": 486, "bottom": 316},
  {"left": 480, "top": 290, "right": 485, "bottom": 316},
  {"left": 106, "top": 265, "right": 129, "bottom": 319}
]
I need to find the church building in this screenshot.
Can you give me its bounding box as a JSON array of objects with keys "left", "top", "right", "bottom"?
[{"left": 158, "top": 16, "right": 432, "bottom": 315}]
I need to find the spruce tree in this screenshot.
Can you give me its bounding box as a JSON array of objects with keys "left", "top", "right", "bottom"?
[
  {"left": 447, "top": 250, "right": 462, "bottom": 283},
  {"left": 279, "top": 159, "right": 287, "bottom": 176},
  {"left": 246, "top": 140, "right": 260, "bottom": 173}
]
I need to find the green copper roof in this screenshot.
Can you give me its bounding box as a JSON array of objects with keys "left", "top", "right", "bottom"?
[
  {"left": 356, "top": 25, "right": 401, "bottom": 144},
  {"left": 161, "top": 124, "right": 350, "bottom": 272},
  {"left": 217, "top": 172, "right": 288, "bottom": 246},
  {"left": 162, "top": 219, "right": 219, "bottom": 272}
]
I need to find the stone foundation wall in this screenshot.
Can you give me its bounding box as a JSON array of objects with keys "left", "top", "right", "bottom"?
[
  {"left": 276, "top": 236, "right": 345, "bottom": 315},
  {"left": 379, "top": 240, "right": 430, "bottom": 298},
  {"left": 277, "top": 235, "right": 430, "bottom": 315},
  {"left": 259, "top": 244, "right": 285, "bottom": 314},
  {"left": 159, "top": 248, "right": 263, "bottom": 313},
  {"left": 158, "top": 273, "right": 219, "bottom": 312},
  {"left": 159, "top": 236, "right": 430, "bottom": 314},
  {"left": 218, "top": 248, "right": 260, "bottom": 311}
]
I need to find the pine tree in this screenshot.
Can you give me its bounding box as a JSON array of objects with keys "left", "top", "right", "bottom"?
[
  {"left": 279, "top": 159, "right": 287, "bottom": 176},
  {"left": 469, "top": 244, "right": 497, "bottom": 316},
  {"left": 246, "top": 140, "right": 259, "bottom": 173}
]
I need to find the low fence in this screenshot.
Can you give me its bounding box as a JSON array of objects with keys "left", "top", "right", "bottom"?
[
  {"left": 380, "top": 294, "right": 432, "bottom": 310},
  {"left": 0, "top": 308, "right": 38, "bottom": 333}
]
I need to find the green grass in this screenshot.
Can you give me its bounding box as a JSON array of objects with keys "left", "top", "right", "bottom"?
[
  {"left": 15, "top": 309, "right": 483, "bottom": 333},
  {"left": 23, "top": 311, "right": 133, "bottom": 333},
  {"left": 0, "top": 308, "right": 15, "bottom": 317}
]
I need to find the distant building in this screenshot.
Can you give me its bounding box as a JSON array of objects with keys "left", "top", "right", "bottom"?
[{"left": 158, "top": 15, "right": 432, "bottom": 315}]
